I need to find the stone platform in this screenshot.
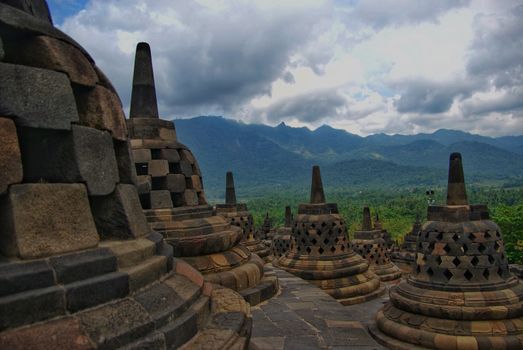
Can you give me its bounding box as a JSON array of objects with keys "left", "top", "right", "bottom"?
[{"left": 250, "top": 265, "right": 387, "bottom": 350}]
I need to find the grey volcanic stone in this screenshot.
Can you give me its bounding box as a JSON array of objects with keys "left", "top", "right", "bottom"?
[
  {"left": 167, "top": 174, "right": 185, "bottom": 193},
  {"left": 0, "top": 36, "right": 4, "bottom": 60},
  {"left": 90, "top": 184, "right": 151, "bottom": 239},
  {"left": 0, "top": 0, "right": 53, "bottom": 24},
  {"left": 113, "top": 139, "right": 138, "bottom": 185},
  {"left": 0, "top": 62, "right": 78, "bottom": 130},
  {"left": 0, "top": 285, "right": 66, "bottom": 331},
  {"left": 49, "top": 248, "right": 117, "bottom": 284},
  {"left": 160, "top": 149, "right": 180, "bottom": 162},
  {"left": 150, "top": 190, "right": 172, "bottom": 209},
  {"left": 65, "top": 272, "right": 129, "bottom": 313},
  {"left": 0, "top": 118, "right": 23, "bottom": 194},
  {"left": 78, "top": 298, "right": 154, "bottom": 350},
  {"left": 0, "top": 183, "right": 99, "bottom": 259},
  {"left": 18, "top": 125, "right": 119, "bottom": 196},
  {"left": 0, "top": 260, "right": 55, "bottom": 297},
  {"left": 132, "top": 149, "right": 152, "bottom": 163}
]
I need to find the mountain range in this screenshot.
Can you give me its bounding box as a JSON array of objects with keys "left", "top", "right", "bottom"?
[{"left": 173, "top": 116, "right": 523, "bottom": 199}]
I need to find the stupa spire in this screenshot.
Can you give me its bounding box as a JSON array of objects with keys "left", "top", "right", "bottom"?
[
  {"left": 362, "top": 206, "right": 372, "bottom": 231},
  {"left": 284, "top": 206, "right": 292, "bottom": 227},
  {"left": 129, "top": 42, "right": 159, "bottom": 118},
  {"left": 310, "top": 165, "right": 326, "bottom": 204},
  {"left": 225, "top": 171, "right": 237, "bottom": 205},
  {"left": 446, "top": 152, "right": 468, "bottom": 205}
]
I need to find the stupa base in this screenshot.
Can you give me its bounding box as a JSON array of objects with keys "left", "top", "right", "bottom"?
[{"left": 372, "top": 262, "right": 403, "bottom": 282}]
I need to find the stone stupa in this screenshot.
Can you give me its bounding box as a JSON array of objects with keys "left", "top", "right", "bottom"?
[
  {"left": 0, "top": 3, "right": 251, "bottom": 349},
  {"left": 370, "top": 153, "right": 523, "bottom": 349},
  {"left": 215, "top": 172, "right": 271, "bottom": 263},
  {"left": 374, "top": 212, "right": 394, "bottom": 250},
  {"left": 351, "top": 207, "right": 402, "bottom": 282},
  {"left": 390, "top": 215, "right": 422, "bottom": 274},
  {"left": 258, "top": 212, "right": 274, "bottom": 241},
  {"left": 271, "top": 206, "right": 293, "bottom": 258},
  {"left": 127, "top": 45, "right": 277, "bottom": 306},
  {"left": 274, "top": 166, "right": 384, "bottom": 305}
]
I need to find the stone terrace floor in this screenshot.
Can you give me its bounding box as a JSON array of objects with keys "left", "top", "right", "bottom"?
[{"left": 249, "top": 265, "right": 395, "bottom": 350}]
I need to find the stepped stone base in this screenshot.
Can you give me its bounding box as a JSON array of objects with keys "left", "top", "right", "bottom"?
[
  {"left": 390, "top": 252, "right": 415, "bottom": 275},
  {"left": 371, "top": 262, "right": 403, "bottom": 282},
  {"left": 242, "top": 240, "right": 271, "bottom": 263}
]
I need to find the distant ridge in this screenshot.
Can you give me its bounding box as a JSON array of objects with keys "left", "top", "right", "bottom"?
[{"left": 173, "top": 116, "right": 523, "bottom": 198}]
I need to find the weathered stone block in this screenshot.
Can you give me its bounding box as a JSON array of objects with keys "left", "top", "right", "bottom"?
[
  {"left": 65, "top": 272, "right": 129, "bottom": 312},
  {"left": 159, "top": 127, "right": 177, "bottom": 141},
  {"left": 49, "top": 248, "right": 117, "bottom": 284},
  {"left": 150, "top": 190, "right": 172, "bottom": 209},
  {"left": 74, "top": 84, "right": 127, "bottom": 140},
  {"left": 0, "top": 261, "right": 55, "bottom": 297},
  {"left": 6, "top": 35, "right": 98, "bottom": 86},
  {"left": 19, "top": 125, "right": 119, "bottom": 196},
  {"left": 0, "top": 62, "right": 78, "bottom": 130},
  {"left": 160, "top": 148, "right": 180, "bottom": 162},
  {"left": 179, "top": 160, "right": 193, "bottom": 176},
  {"left": 148, "top": 159, "right": 169, "bottom": 177},
  {"left": 0, "top": 317, "right": 92, "bottom": 350},
  {"left": 0, "top": 36, "right": 4, "bottom": 60},
  {"left": 191, "top": 175, "right": 202, "bottom": 191},
  {"left": 133, "top": 149, "right": 152, "bottom": 163},
  {"left": 166, "top": 174, "right": 185, "bottom": 193},
  {"left": 0, "top": 184, "right": 99, "bottom": 259},
  {"left": 78, "top": 298, "right": 154, "bottom": 350},
  {"left": 180, "top": 150, "right": 195, "bottom": 164},
  {"left": 113, "top": 139, "right": 137, "bottom": 185},
  {"left": 0, "top": 286, "right": 66, "bottom": 331},
  {"left": 90, "top": 184, "right": 151, "bottom": 239},
  {"left": 184, "top": 190, "right": 199, "bottom": 206},
  {"left": 137, "top": 175, "right": 152, "bottom": 194},
  {"left": 0, "top": 117, "right": 22, "bottom": 194}
]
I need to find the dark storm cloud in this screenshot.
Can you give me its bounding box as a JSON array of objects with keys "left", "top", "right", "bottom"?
[
  {"left": 261, "top": 89, "right": 346, "bottom": 123},
  {"left": 62, "top": 1, "right": 328, "bottom": 118},
  {"left": 394, "top": 80, "right": 476, "bottom": 114}
]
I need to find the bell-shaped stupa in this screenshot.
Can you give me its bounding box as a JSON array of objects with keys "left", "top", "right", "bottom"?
[
  {"left": 271, "top": 206, "right": 293, "bottom": 258},
  {"left": 0, "top": 3, "right": 251, "bottom": 348},
  {"left": 215, "top": 172, "right": 271, "bottom": 262},
  {"left": 390, "top": 215, "right": 422, "bottom": 274},
  {"left": 351, "top": 207, "right": 402, "bottom": 282},
  {"left": 274, "top": 166, "right": 384, "bottom": 305},
  {"left": 374, "top": 212, "right": 394, "bottom": 250},
  {"left": 127, "top": 44, "right": 277, "bottom": 306},
  {"left": 370, "top": 153, "right": 523, "bottom": 349}
]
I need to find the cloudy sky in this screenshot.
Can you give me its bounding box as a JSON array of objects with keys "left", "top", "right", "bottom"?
[{"left": 48, "top": 0, "right": 523, "bottom": 136}]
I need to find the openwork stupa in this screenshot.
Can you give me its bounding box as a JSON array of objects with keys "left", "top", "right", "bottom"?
[
  {"left": 390, "top": 215, "right": 422, "bottom": 274},
  {"left": 370, "top": 153, "right": 523, "bottom": 349},
  {"left": 215, "top": 172, "right": 271, "bottom": 262},
  {"left": 271, "top": 206, "right": 293, "bottom": 258},
  {"left": 351, "top": 207, "right": 402, "bottom": 282},
  {"left": 274, "top": 166, "right": 384, "bottom": 305},
  {"left": 0, "top": 3, "right": 251, "bottom": 349},
  {"left": 127, "top": 43, "right": 277, "bottom": 306}
]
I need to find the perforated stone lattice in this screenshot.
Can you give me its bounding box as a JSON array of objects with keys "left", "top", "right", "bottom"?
[
  {"left": 413, "top": 227, "right": 511, "bottom": 285},
  {"left": 132, "top": 144, "right": 207, "bottom": 209},
  {"left": 289, "top": 218, "right": 350, "bottom": 257},
  {"left": 352, "top": 240, "right": 390, "bottom": 265}
]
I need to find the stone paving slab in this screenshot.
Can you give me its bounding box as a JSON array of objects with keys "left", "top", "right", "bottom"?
[{"left": 250, "top": 265, "right": 390, "bottom": 350}]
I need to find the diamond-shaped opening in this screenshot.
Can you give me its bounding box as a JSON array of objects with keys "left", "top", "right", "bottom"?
[
  {"left": 488, "top": 255, "right": 495, "bottom": 264},
  {"left": 334, "top": 237, "right": 339, "bottom": 244},
  {"left": 468, "top": 233, "right": 475, "bottom": 241},
  {"left": 305, "top": 230, "right": 310, "bottom": 236},
  {"left": 428, "top": 242, "right": 435, "bottom": 250},
  {"left": 311, "top": 238, "right": 317, "bottom": 245},
  {"left": 464, "top": 270, "right": 473, "bottom": 281},
  {"left": 370, "top": 254, "right": 374, "bottom": 259},
  {"left": 452, "top": 233, "right": 459, "bottom": 242},
  {"left": 301, "top": 238, "right": 306, "bottom": 244},
  {"left": 495, "top": 231, "right": 500, "bottom": 238},
  {"left": 436, "top": 232, "right": 443, "bottom": 241},
  {"left": 324, "top": 238, "right": 329, "bottom": 245},
  {"left": 463, "top": 244, "right": 469, "bottom": 253},
  {"left": 316, "top": 229, "right": 322, "bottom": 235},
  {"left": 484, "top": 232, "right": 491, "bottom": 239},
  {"left": 338, "top": 228, "right": 343, "bottom": 234},
  {"left": 306, "top": 247, "right": 312, "bottom": 254},
  {"left": 483, "top": 269, "right": 490, "bottom": 279},
  {"left": 497, "top": 267, "right": 504, "bottom": 277},
  {"left": 424, "top": 255, "right": 429, "bottom": 262},
  {"left": 452, "top": 257, "right": 460, "bottom": 266},
  {"left": 426, "top": 267, "right": 434, "bottom": 276},
  {"left": 321, "top": 222, "right": 326, "bottom": 227},
  {"left": 494, "top": 241, "right": 501, "bottom": 252},
  {"left": 443, "top": 269, "right": 453, "bottom": 281},
  {"left": 418, "top": 242, "right": 423, "bottom": 249},
  {"left": 471, "top": 256, "right": 479, "bottom": 266},
  {"left": 318, "top": 247, "right": 324, "bottom": 254},
  {"left": 416, "top": 265, "right": 421, "bottom": 274},
  {"left": 330, "top": 246, "right": 336, "bottom": 253},
  {"left": 341, "top": 245, "right": 345, "bottom": 251},
  {"left": 444, "top": 244, "right": 451, "bottom": 254},
  {"left": 478, "top": 243, "right": 486, "bottom": 253},
  {"left": 296, "top": 246, "right": 301, "bottom": 252},
  {"left": 311, "top": 223, "right": 316, "bottom": 228}
]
